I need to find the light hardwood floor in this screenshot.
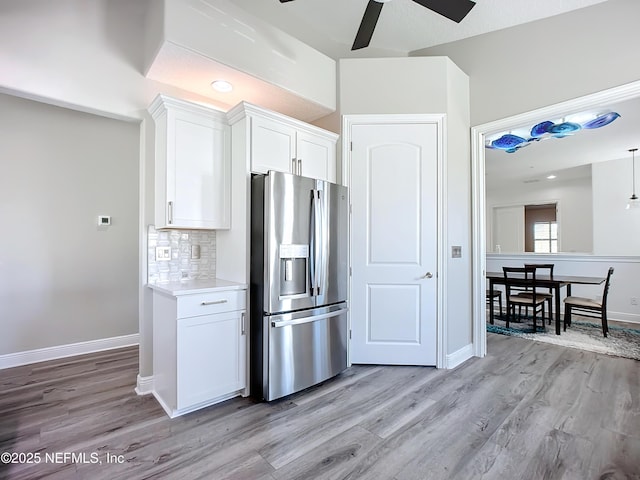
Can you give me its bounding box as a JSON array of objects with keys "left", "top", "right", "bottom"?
[{"left": 1, "top": 334, "right": 638, "bottom": 480}]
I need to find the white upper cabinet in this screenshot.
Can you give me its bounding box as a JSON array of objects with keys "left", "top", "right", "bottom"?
[
  {"left": 251, "top": 115, "right": 297, "bottom": 176},
  {"left": 228, "top": 102, "right": 338, "bottom": 182},
  {"left": 296, "top": 130, "right": 336, "bottom": 181},
  {"left": 150, "top": 95, "right": 231, "bottom": 230}
]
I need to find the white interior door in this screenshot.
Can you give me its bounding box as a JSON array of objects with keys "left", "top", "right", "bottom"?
[
  {"left": 350, "top": 123, "right": 438, "bottom": 365},
  {"left": 492, "top": 206, "right": 524, "bottom": 253}
]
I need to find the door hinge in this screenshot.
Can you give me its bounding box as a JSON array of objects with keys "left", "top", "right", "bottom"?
[
  {"left": 350, "top": 141, "right": 353, "bottom": 151},
  {"left": 349, "top": 266, "right": 352, "bottom": 276},
  {"left": 349, "top": 204, "right": 352, "bottom": 214},
  {"left": 349, "top": 329, "right": 352, "bottom": 339}
]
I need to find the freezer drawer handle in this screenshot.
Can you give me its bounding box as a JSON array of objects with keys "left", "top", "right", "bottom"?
[
  {"left": 200, "top": 299, "right": 228, "bottom": 306},
  {"left": 271, "top": 308, "right": 347, "bottom": 328}
]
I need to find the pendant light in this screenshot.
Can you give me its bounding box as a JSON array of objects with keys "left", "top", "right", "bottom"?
[{"left": 627, "top": 148, "right": 639, "bottom": 210}]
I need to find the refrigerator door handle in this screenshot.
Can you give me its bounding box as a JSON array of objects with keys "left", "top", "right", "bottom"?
[
  {"left": 317, "top": 190, "right": 327, "bottom": 297},
  {"left": 309, "top": 189, "right": 317, "bottom": 295},
  {"left": 271, "top": 308, "right": 348, "bottom": 328},
  {"left": 312, "top": 190, "right": 322, "bottom": 296}
]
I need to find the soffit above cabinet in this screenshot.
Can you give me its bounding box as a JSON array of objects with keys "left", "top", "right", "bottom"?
[{"left": 144, "top": 0, "right": 337, "bottom": 123}]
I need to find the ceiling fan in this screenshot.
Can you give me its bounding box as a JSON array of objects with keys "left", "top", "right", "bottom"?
[{"left": 279, "top": 0, "right": 476, "bottom": 50}]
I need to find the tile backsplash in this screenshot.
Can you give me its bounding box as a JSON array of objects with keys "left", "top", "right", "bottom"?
[{"left": 147, "top": 225, "right": 216, "bottom": 284}]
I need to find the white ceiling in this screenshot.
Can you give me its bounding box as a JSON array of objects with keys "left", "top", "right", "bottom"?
[
  {"left": 143, "top": 0, "right": 612, "bottom": 122},
  {"left": 152, "top": 0, "right": 631, "bottom": 184},
  {"left": 228, "top": 0, "right": 633, "bottom": 191},
  {"left": 233, "top": 0, "right": 609, "bottom": 59},
  {"left": 2, "top": 0, "right": 630, "bottom": 183}
]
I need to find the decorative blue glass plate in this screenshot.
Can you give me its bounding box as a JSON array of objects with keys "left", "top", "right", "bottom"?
[
  {"left": 549, "top": 122, "right": 581, "bottom": 135},
  {"left": 582, "top": 112, "right": 620, "bottom": 129},
  {"left": 530, "top": 121, "right": 554, "bottom": 137},
  {"left": 491, "top": 134, "right": 527, "bottom": 150}
]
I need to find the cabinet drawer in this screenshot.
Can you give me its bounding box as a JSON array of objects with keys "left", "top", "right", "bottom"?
[{"left": 177, "top": 290, "right": 246, "bottom": 318}]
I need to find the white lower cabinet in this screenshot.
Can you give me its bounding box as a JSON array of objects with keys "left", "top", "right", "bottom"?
[{"left": 152, "top": 286, "right": 247, "bottom": 418}]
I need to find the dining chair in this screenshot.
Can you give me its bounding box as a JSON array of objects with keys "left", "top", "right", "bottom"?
[
  {"left": 503, "top": 266, "right": 546, "bottom": 332},
  {"left": 486, "top": 289, "right": 502, "bottom": 322},
  {"left": 520, "top": 263, "right": 555, "bottom": 325},
  {"left": 563, "top": 267, "right": 614, "bottom": 337}
]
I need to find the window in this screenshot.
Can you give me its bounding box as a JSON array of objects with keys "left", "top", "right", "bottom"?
[
  {"left": 533, "top": 221, "right": 558, "bottom": 253},
  {"left": 524, "top": 203, "right": 557, "bottom": 252}
]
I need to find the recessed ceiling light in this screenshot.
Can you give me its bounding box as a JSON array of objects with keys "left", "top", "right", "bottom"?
[
  {"left": 211, "top": 80, "right": 233, "bottom": 93},
  {"left": 547, "top": 175, "right": 557, "bottom": 179}
]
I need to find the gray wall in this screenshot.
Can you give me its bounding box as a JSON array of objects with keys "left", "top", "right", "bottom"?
[
  {"left": 0, "top": 93, "right": 140, "bottom": 356},
  {"left": 412, "top": 0, "right": 640, "bottom": 126}
]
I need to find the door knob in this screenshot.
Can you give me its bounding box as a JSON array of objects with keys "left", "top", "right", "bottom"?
[{"left": 423, "top": 272, "right": 433, "bottom": 279}]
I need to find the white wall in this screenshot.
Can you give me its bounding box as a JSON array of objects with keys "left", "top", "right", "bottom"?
[
  {"left": 487, "top": 254, "right": 640, "bottom": 324},
  {"left": 0, "top": 93, "right": 140, "bottom": 356},
  {"left": 412, "top": 0, "right": 640, "bottom": 126},
  {"left": 339, "top": 57, "right": 473, "bottom": 354},
  {"left": 592, "top": 157, "right": 640, "bottom": 256},
  {"left": 486, "top": 176, "right": 594, "bottom": 254}
]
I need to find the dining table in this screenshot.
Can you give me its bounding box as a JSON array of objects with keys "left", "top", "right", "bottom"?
[{"left": 486, "top": 271, "right": 606, "bottom": 335}]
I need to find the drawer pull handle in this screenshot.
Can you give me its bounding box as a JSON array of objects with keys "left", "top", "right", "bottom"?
[{"left": 200, "top": 299, "right": 228, "bottom": 306}]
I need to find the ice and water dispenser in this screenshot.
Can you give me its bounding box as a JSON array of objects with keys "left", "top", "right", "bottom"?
[{"left": 279, "top": 244, "right": 309, "bottom": 298}]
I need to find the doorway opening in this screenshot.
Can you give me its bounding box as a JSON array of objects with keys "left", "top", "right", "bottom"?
[{"left": 471, "top": 79, "right": 640, "bottom": 358}]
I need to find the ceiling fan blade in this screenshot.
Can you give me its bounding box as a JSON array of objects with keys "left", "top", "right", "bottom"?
[
  {"left": 352, "top": 0, "right": 384, "bottom": 51},
  {"left": 411, "top": 0, "right": 476, "bottom": 23}
]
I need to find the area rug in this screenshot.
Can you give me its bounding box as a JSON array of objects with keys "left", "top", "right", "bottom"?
[{"left": 487, "top": 315, "right": 640, "bottom": 361}]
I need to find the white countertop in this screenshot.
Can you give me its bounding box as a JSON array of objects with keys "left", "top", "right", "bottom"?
[{"left": 147, "top": 278, "right": 247, "bottom": 296}]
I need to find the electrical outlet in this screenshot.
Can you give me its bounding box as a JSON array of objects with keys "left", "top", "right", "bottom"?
[
  {"left": 191, "top": 244, "right": 201, "bottom": 259},
  {"left": 155, "top": 246, "right": 171, "bottom": 261},
  {"left": 631, "top": 297, "right": 639, "bottom": 306}
]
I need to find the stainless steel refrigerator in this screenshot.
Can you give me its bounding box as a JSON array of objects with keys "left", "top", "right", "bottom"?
[{"left": 250, "top": 171, "right": 348, "bottom": 401}]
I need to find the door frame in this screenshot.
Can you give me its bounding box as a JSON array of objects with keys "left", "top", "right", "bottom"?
[
  {"left": 342, "top": 114, "right": 447, "bottom": 368},
  {"left": 471, "top": 79, "right": 640, "bottom": 358}
]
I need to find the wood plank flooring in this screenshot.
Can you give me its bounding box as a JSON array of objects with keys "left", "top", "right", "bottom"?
[{"left": 1, "top": 334, "right": 638, "bottom": 480}]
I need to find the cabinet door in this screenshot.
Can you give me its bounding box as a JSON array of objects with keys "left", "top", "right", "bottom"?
[
  {"left": 176, "top": 310, "right": 246, "bottom": 409},
  {"left": 296, "top": 131, "right": 337, "bottom": 182},
  {"left": 166, "top": 109, "right": 230, "bottom": 229},
  {"left": 250, "top": 115, "right": 296, "bottom": 175}
]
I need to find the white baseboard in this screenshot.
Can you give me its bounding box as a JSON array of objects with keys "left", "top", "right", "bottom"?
[
  {"left": 153, "top": 389, "right": 242, "bottom": 419},
  {"left": 446, "top": 343, "right": 474, "bottom": 369},
  {"left": 135, "top": 374, "right": 154, "bottom": 395},
  {"left": 0, "top": 334, "right": 139, "bottom": 370},
  {"left": 609, "top": 311, "right": 640, "bottom": 325}
]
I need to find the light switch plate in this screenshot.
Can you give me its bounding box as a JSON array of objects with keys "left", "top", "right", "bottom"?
[
  {"left": 155, "top": 246, "right": 171, "bottom": 261},
  {"left": 452, "top": 246, "right": 462, "bottom": 258}
]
